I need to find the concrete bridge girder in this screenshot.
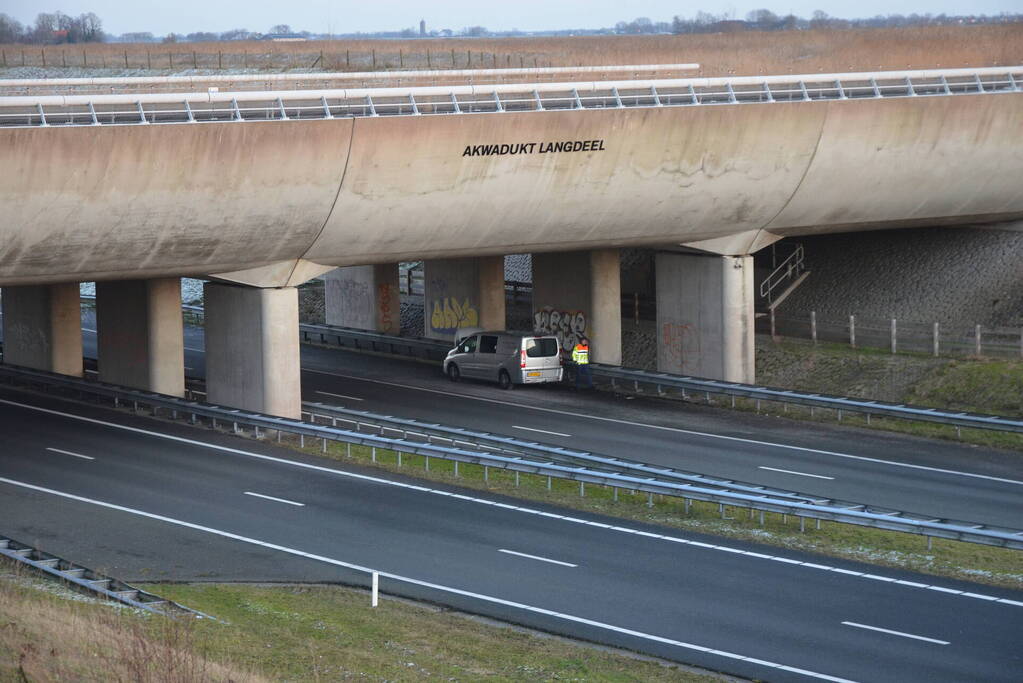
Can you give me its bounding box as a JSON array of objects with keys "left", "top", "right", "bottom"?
[{"left": 1, "top": 91, "right": 1020, "bottom": 286}]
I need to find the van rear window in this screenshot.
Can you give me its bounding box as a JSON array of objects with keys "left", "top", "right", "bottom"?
[{"left": 525, "top": 338, "right": 558, "bottom": 357}]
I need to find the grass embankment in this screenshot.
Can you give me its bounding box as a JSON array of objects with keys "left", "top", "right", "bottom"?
[
  {"left": 0, "top": 565, "right": 263, "bottom": 682},
  {"left": 754, "top": 336, "right": 1023, "bottom": 450},
  {"left": 277, "top": 436, "right": 1023, "bottom": 591},
  {"left": 0, "top": 565, "right": 714, "bottom": 682}
]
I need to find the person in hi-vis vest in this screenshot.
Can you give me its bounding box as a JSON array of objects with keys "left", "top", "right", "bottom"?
[{"left": 571, "top": 337, "right": 592, "bottom": 389}]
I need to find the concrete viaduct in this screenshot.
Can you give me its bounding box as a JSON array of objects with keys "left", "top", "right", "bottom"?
[{"left": 1, "top": 65, "right": 1020, "bottom": 418}]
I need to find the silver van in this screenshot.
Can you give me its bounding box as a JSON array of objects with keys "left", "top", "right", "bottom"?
[{"left": 443, "top": 331, "right": 563, "bottom": 389}]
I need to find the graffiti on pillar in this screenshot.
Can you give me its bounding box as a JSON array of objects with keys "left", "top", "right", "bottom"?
[
  {"left": 534, "top": 308, "right": 587, "bottom": 351},
  {"left": 661, "top": 322, "right": 694, "bottom": 367},
  {"left": 431, "top": 297, "right": 479, "bottom": 333},
  {"left": 377, "top": 283, "right": 395, "bottom": 332}
]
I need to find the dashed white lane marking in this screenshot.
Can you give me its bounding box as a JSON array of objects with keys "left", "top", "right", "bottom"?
[
  {"left": 184, "top": 346, "right": 204, "bottom": 353},
  {"left": 82, "top": 328, "right": 97, "bottom": 334},
  {"left": 759, "top": 466, "right": 835, "bottom": 480},
  {"left": 46, "top": 447, "right": 94, "bottom": 461},
  {"left": 499, "top": 549, "right": 577, "bottom": 567},
  {"left": 0, "top": 474, "right": 858, "bottom": 683},
  {"left": 244, "top": 491, "right": 305, "bottom": 507},
  {"left": 841, "top": 622, "right": 949, "bottom": 645},
  {"left": 1, "top": 397, "right": 1020, "bottom": 610},
  {"left": 306, "top": 370, "right": 1023, "bottom": 487},
  {"left": 513, "top": 425, "right": 571, "bottom": 437},
  {"left": 316, "top": 391, "right": 364, "bottom": 402}
]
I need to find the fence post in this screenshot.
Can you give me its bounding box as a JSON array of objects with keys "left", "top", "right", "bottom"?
[
  {"left": 849, "top": 315, "right": 856, "bottom": 348},
  {"left": 811, "top": 311, "right": 817, "bottom": 344},
  {"left": 427, "top": 50, "right": 431, "bottom": 68},
  {"left": 62, "top": 50, "right": 66, "bottom": 67},
  {"left": 1, "top": 50, "right": 6, "bottom": 68},
  {"left": 372, "top": 49, "right": 376, "bottom": 68},
  {"left": 124, "top": 50, "right": 128, "bottom": 68},
  {"left": 147, "top": 51, "right": 151, "bottom": 69},
  {"left": 346, "top": 49, "right": 350, "bottom": 68},
  {"left": 41, "top": 49, "right": 45, "bottom": 67},
  {"left": 371, "top": 571, "right": 379, "bottom": 607},
  {"left": 399, "top": 49, "right": 404, "bottom": 68},
  {"left": 933, "top": 322, "right": 939, "bottom": 357},
  {"left": 770, "top": 308, "right": 777, "bottom": 342},
  {"left": 890, "top": 318, "right": 897, "bottom": 354},
  {"left": 975, "top": 324, "right": 982, "bottom": 356}
]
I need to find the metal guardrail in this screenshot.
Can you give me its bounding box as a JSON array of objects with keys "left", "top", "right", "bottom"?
[
  {"left": 1, "top": 362, "right": 1020, "bottom": 550},
  {"left": 0, "top": 535, "right": 210, "bottom": 618},
  {"left": 590, "top": 364, "right": 1023, "bottom": 435},
  {"left": 2, "top": 66, "right": 1019, "bottom": 128},
  {"left": 302, "top": 401, "right": 817, "bottom": 504}
]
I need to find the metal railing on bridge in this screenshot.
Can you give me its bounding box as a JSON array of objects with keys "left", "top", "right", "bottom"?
[{"left": 2, "top": 66, "right": 1019, "bottom": 128}]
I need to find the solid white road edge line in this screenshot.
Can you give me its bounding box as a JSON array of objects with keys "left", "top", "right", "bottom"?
[
  {"left": 759, "top": 466, "right": 835, "bottom": 480},
  {"left": 315, "top": 391, "right": 365, "bottom": 402},
  {"left": 243, "top": 491, "right": 305, "bottom": 507},
  {"left": 512, "top": 425, "right": 572, "bottom": 437},
  {"left": 498, "top": 549, "right": 578, "bottom": 567},
  {"left": 0, "top": 474, "right": 857, "bottom": 683},
  {"left": 841, "top": 622, "right": 950, "bottom": 645},
  {"left": 45, "top": 447, "right": 95, "bottom": 461},
  {"left": 308, "top": 370, "right": 1023, "bottom": 487},
  {"left": 1, "top": 396, "right": 1020, "bottom": 610}
]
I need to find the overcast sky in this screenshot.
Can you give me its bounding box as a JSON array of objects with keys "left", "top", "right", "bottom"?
[{"left": 0, "top": 0, "right": 1018, "bottom": 35}]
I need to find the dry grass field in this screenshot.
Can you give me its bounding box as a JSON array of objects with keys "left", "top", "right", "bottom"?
[{"left": 1, "top": 24, "right": 1020, "bottom": 75}]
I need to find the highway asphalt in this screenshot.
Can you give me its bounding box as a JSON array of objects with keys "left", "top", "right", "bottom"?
[
  {"left": 5, "top": 309, "right": 1023, "bottom": 527},
  {"left": 1, "top": 385, "right": 1021, "bottom": 682}
]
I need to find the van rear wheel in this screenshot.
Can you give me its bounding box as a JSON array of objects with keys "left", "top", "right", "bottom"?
[
  {"left": 498, "top": 370, "right": 512, "bottom": 390},
  {"left": 447, "top": 364, "right": 460, "bottom": 382}
]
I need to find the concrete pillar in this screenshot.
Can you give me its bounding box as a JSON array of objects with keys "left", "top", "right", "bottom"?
[
  {"left": 204, "top": 283, "right": 301, "bottom": 419},
  {"left": 532, "top": 250, "right": 622, "bottom": 364},
  {"left": 423, "top": 256, "right": 505, "bottom": 340},
  {"left": 0, "top": 283, "right": 82, "bottom": 376},
  {"left": 655, "top": 252, "right": 755, "bottom": 383},
  {"left": 478, "top": 256, "right": 506, "bottom": 331},
  {"left": 323, "top": 264, "right": 400, "bottom": 334},
  {"left": 96, "top": 278, "right": 184, "bottom": 396},
  {"left": 589, "top": 249, "right": 622, "bottom": 366}
]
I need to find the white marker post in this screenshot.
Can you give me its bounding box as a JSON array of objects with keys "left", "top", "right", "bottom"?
[{"left": 371, "top": 571, "right": 379, "bottom": 607}]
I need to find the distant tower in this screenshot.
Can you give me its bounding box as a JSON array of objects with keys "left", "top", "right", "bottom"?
[{"left": 419, "top": 19, "right": 426, "bottom": 36}]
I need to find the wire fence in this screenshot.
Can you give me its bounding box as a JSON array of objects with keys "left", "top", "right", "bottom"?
[
  {"left": 765, "top": 312, "right": 1023, "bottom": 359},
  {"left": 0, "top": 46, "right": 558, "bottom": 73}
]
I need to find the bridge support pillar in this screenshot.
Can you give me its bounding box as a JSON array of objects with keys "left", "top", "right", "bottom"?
[
  {"left": 204, "top": 283, "right": 301, "bottom": 419},
  {"left": 96, "top": 278, "right": 184, "bottom": 396},
  {"left": 655, "top": 253, "right": 755, "bottom": 383},
  {"left": 324, "top": 265, "right": 400, "bottom": 334},
  {"left": 1, "top": 283, "right": 83, "bottom": 377},
  {"left": 532, "top": 250, "right": 621, "bottom": 365},
  {"left": 423, "top": 256, "right": 505, "bottom": 341}
]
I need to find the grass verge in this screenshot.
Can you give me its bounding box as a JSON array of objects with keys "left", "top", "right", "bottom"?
[
  {"left": 0, "top": 563, "right": 263, "bottom": 682},
  {"left": 0, "top": 562, "right": 718, "bottom": 682}
]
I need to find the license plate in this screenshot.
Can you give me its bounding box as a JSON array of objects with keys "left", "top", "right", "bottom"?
[{"left": 527, "top": 371, "right": 541, "bottom": 377}]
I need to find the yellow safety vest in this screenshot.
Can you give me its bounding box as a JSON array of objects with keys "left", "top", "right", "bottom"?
[{"left": 572, "top": 344, "right": 589, "bottom": 364}]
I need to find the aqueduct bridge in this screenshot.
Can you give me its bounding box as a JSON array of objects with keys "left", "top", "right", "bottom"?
[{"left": 0, "top": 66, "right": 1020, "bottom": 417}]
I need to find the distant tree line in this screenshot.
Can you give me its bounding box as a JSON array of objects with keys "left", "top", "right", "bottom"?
[
  {"left": 663, "top": 9, "right": 1023, "bottom": 35},
  {"left": 0, "top": 11, "right": 104, "bottom": 44}
]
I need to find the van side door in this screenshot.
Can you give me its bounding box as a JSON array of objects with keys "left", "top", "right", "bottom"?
[{"left": 477, "top": 334, "right": 500, "bottom": 380}]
